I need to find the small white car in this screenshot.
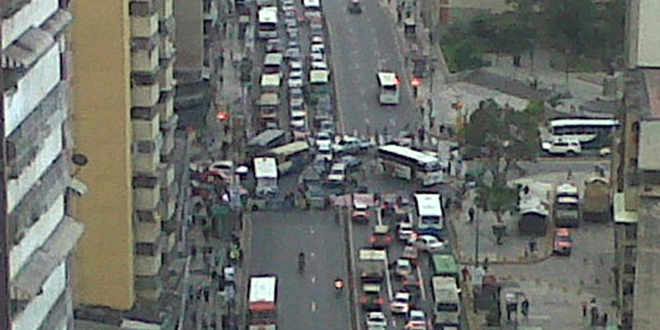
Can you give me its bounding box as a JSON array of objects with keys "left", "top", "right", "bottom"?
[
  {"left": 406, "top": 310, "right": 429, "bottom": 330},
  {"left": 289, "top": 69, "right": 303, "bottom": 79},
  {"left": 281, "top": 4, "right": 295, "bottom": 12},
  {"left": 284, "top": 18, "right": 297, "bottom": 29},
  {"left": 310, "top": 52, "right": 324, "bottom": 62},
  {"left": 541, "top": 137, "right": 581, "bottom": 156},
  {"left": 288, "top": 77, "right": 303, "bottom": 88},
  {"left": 332, "top": 136, "right": 362, "bottom": 154},
  {"left": 311, "top": 43, "right": 325, "bottom": 54},
  {"left": 315, "top": 131, "right": 332, "bottom": 148},
  {"left": 311, "top": 35, "right": 324, "bottom": 45},
  {"left": 366, "top": 312, "right": 387, "bottom": 328},
  {"left": 290, "top": 110, "right": 307, "bottom": 129},
  {"left": 391, "top": 291, "right": 411, "bottom": 314},
  {"left": 289, "top": 60, "right": 303, "bottom": 71},
  {"left": 327, "top": 162, "right": 347, "bottom": 182},
  {"left": 311, "top": 61, "right": 328, "bottom": 70},
  {"left": 394, "top": 258, "right": 413, "bottom": 277},
  {"left": 398, "top": 222, "right": 414, "bottom": 241},
  {"left": 409, "top": 235, "right": 446, "bottom": 252},
  {"left": 317, "top": 144, "right": 333, "bottom": 162}
]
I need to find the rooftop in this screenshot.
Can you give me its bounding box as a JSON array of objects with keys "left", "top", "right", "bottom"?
[{"left": 638, "top": 120, "right": 660, "bottom": 170}]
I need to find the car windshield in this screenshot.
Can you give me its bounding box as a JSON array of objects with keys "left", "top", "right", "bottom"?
[
  {"left": 436, "top": 303, "right": 459, "bottom": 312},
  {"left": 556, "top": 235, "right": 572, "bottom": 242}
]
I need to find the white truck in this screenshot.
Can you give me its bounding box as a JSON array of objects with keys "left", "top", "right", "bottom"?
[{"left": 554, "top": 183, "right": 580, "bottom": 227}]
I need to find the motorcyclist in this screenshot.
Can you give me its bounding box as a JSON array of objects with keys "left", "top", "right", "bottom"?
[
  {"left": 334, "top": 277, "right": 344, "bottom": 291},
  {"left": 298, "top": 252, "right": 305, "bottom": 272}
]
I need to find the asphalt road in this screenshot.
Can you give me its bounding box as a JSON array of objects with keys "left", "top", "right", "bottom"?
[
  {"left": 324, "top": 0, "right": 417, "bottom": 137},
  {"left": 248, "top": 190, "right": 351, "bottom": 330}
]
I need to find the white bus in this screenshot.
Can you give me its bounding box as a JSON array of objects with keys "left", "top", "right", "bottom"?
[
  {"left": 377, "top": 144, "right": 443, "bottom": 186},
  {"left": 431, "top": 276, "right": 461, "bottom": 328},
  {"left": 264, "top": 141, "right": 310, "bottom": 174},
  {"left": 261, "top": 73, "right": 281, "bottom": 93},
  {"left": 548, "top": 117, "right": 619, "bottom": 148},
  {"left": 258, "top": 7, "right": 278, "bottom": 39},
  {"left": 254, "top": 157, "right": 279, "bottom": 196},
  {"left": 248, "top": 275, "right": 278, "bottom": 328},
  {"left": 377, "top": 72, "right": 400, "bottom": 105},
  {"left": 303, "top": 0, "right": 322, "bottom": 18},
  {"left": 414, "top": 193, "right": 444, "bottom": 235}
]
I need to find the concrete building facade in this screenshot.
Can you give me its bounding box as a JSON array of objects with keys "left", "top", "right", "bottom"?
[
  {"left": 71, "top": 0, "right": 179, "bottom": 325},
  {"left": 1, "top": 0, "right": 83, "bottom": 329}
]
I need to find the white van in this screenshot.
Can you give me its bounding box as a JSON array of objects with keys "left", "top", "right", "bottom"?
[{"left": 541, "top": 137, "right": 581, "bottom": 156}]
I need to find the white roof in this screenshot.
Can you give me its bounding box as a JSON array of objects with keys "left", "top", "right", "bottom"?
[
  {"left": 556, "top": 196, "right": 579, "bottom": 204},
  {"left": 261, "top": 73, "right": 281, "bottom": 87},
  {"left": 268, "top": 141, "right": 309, "bottom": 156},
  {"left": 414, "top": 193, "right": 443, "bottom": 215},
  {"left": 253, "top": 157, "right": 278, "bottom": 179},
  {"left": 377, "top": 72, "right": 398, "bottom": 86},
  {"left": 248, "top": 276, "right": 277, "bottom": 303},
  {"left": 378, "top": 144, "right": 438, "bottom": 164},
  {"left": 258, "top": 7, "right": 278, "bottom": 22},
  {"left": 303, "top": 0, "right": 320, "bottom": 8},
  {"left": 549, "top": 118, "right": 619, "bottom": 128},
  {"left": 556, "top": 183, "right": 578, "bottom": 195},
  {"left": 309, "top": 70, "right": 329, "bottom": 83},
  {"left": 264, "top": 53, "right": 283, "bottom": 65},
  {"left": 257, "top": 92, "right": 279, "bottom": 105},
  {"left": 359, "top": 248, "right": 387, "bottom": 261}
]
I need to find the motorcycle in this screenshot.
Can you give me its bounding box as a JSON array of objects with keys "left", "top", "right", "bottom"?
[{"left": 334, "top": 278, "right": 344, "bottom": 297}]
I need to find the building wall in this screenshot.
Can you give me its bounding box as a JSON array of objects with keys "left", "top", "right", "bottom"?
[
  {"left": 71, "top": 0, "right": 135, "bottom": 309},
  {"left": 13, "top": 262, "right": 67, "bottom": 330},
  {"left": 625, "top": 0, "right": 660, "bottom": 68},
  {"left": 174, "top": 0, "right": 204, "bottom": 72}
]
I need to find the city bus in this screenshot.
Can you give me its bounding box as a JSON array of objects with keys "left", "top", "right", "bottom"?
[
  {"left": 414, "top": 193, "right": 444, "bottom": 235},
  {"left": 254, "top": 157, "right": 279, "bottom": 196},
  {"left": 548, "top": 117, "right": 619, "bottom": 148},
  {"left": 263, "top": 141, "right": 310, "bottom": 175},
  {"left": 248, "top": 275, "right": 278, "bottom": 329},
  {"left": 247, "top": 129, "right": 288, "bottom": 156},
  {"left": 258, "top": 7, "right": 278, "bottom": 39},
  {"left": 431, "top": 276, "right": 461, "bottom": 328},
  {"left": 377, "top": 72, "right": 400, "bottom": 105},
  {"left": 377, "top": 144, "right": 443, "bottom": 186}
]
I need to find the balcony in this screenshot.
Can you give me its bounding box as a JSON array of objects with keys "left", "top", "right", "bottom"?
[
  {"left": 135, "top": 219, "right": 161, "bottom": 243},
  {"left": 159, "top": 34, "right": 176, "bottom": 60},
  {"left": 133, "top": 144, "right": 161, "bottom": 175},
  {"left": 158, "top": 59, "right": 174, "bottom": 92},
  {"left": 156, "top": 92, "right": 174, "bottom": 125},
  {"left": 159, "top": 197, "right": 176, "bottom": 222},
  {"left": 130, "top": 11, "right": 158, "bottom": 38},
  {"left": 132, "top": 113, "right": 160, "bottom": 141},
  {"left": 131, "top": 81, "right": 160, "bottom": 107},
  {"left": 132, "top": 47, "right": 160, "bottom": 74},
  {"left": 160, "top": 129, "right": 175, "bottom": 159},
  {"left": 134, "top": 183, "right": 161, "bottom": 211},
  {"left": 135, "top": 244, "right": 162, "bottom": 276}
]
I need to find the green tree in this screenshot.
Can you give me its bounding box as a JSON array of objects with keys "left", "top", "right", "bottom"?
[
  {"left": 463, "top": 99, "right": 541, "bottom": 183},
  {"left": 474, "top": 182, "right": 519, "bottom": 223},
  {"left": 541, "top": 0, "right": 598, "bottom": 54}
]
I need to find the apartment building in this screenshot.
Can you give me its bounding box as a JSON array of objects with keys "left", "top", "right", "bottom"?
[
  {"left": 611, "top": 1, "right": 660, "bottom": 329},
  {"left": 71, "top": 0, "right": 179, "bottom": 326},
  {"left": 1, "top": 0, "right": 83, "bottom": 329}
]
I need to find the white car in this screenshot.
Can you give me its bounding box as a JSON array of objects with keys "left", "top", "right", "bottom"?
[
  {"left": 289, "top": 60, "right": 303, "bottom": 71},
  {"left": 290, "top": 110, "right": 307, "bottom": 130},
  {"left": 311, "top": 35, "right": 324, "bottom": 45},
  {"left": 310, "top": 52, "right": 324, "bottom": 62},
  {"left": 287, "top": 27, "right": 299, "bottom": 39},
  {"left": 391, "top": 291, "right": 411, "bottom": 314},
  {"left": 288, "top": 77, "right": 303, "bottom": 88},
  {"left": 317, "top": 144, "right": 333, "bottom": 162},
  {"left": 282, "top": 4, "right": 295, "bottom": 12},
  {"left": 541, "top": 137, "right": 581, "bottom": 156},
  {"left": 394, "top": 258, "right": 413, "bottom": 277},
  {"left": 327, "top": 162, "right": 347, "bottom": 182},
  {"left": 311, "top": 43, "right": 325, "bottom": 54},
  {"left": 398, "top": 222, "right": 414, "bottom": 241},
  {"left": 366, "top": 312, "right": 387, "bottom": 328},
  {"left": 409, "top": 234, "right": 446, "bottom": 252},
  {"left": 332, "top": 136, "right": 362, "bottom": 154},
  {"left": 311, "top": 61, "right": 328, "bottom": 70},
  {"left": 284, "top": 9, "right": 297, "bottom": 18},
  {"left": 406, "top": 310, "right": 429, "bottom": 330},
  {"left": 284, "top": 18, "right": 297, "bottom": 28},
  {"left": 289, "top": 69, "right": 303, "bottom": 79},
  {"left": 315, "top": 131, "right": 332, "bottom": 148},
  {"left": 287, "top": 39, "right": 300, "bottom": 49},
  {"left": 282, "top": 0, "right": 295, "bottom": 6}
]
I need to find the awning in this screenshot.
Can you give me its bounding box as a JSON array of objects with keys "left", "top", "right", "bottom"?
[
  {"left": 2, "top": 27, "right": 55, "bottom": 70},
  {"left": 11, "top": 217, "right": 83, "bottom": 300},
  {"left": 68, "top": 178, "right": 89, "bottom": 195},
  {"left": 40, "top": 9, "right": 73, "bottom": 36}
]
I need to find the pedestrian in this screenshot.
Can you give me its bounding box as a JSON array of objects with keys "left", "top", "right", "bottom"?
[
  {"left": 220, "top": 54, "right": 225, "bottom": 69},
  {"left": 582, "top": 301, "right": 587, "bottom": 317},
  {"left": 603, "top": 313, "right": 608, "bottom": 326},
  {"left": 528, "top": 238, "right": 537, "bottom": 253},
  {"left": 505, "top": 293, "right": 517, "bottom": 321},
  {"left": 468, "top": 207, "right": 475, "bottom": 223},
  {"left": 461, "top": 266, "right": 471, "bottom": 282},
  {"left": 483, "top": 257, "right": 489, "bottom": 272},
  {"left": 521, "top": 297, "right": 529, "bottom": 318}
]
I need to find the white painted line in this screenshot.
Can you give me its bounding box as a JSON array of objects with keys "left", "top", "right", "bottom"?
[
  {"left": 416, "top": 264, "right": 426, "bottom": 301},
  {"left": 311, "top": 301, "right": 317, "bottom": 312},
  {"left": 377, "top": 207, "right": 383, "bottom": 226},
  {"left": 528, "top": 315, "right": 552, "bottom": 320},
  {"left": 310, "top": 227, "right": 315, "bottom": 235},
  {"left": 311, "top": 251, "right": 315, "bottom": 258},
  {"left": 312, "top": 276, "right": 316, "bottom": 283},
  {"left": 383, "top": 259, "right": 393, "bottom": 301}
]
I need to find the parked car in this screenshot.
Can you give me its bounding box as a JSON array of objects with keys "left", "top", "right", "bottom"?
[
  {"left": 207, "top": 160, "right": 233, "bottom": 183},
  {"left": 390, "top": 291, "right": 411, "bottom": 315},
  {"left": 284, "top": 8, "right": 297, "bottom": 18},
  {"left": 341, "top": 155, "right": 362, "bottom": 169},
  {"left": 285, "top": 47, "right": 301, "bottom": 61},
  {"left": 366, "top": 312, "right": 388, "bottom": 328},
  {"left": 266, "top": 38, "right": 283, "bottom": 53},
  {"left": 317, "top": 144, "right": 333, "bottom": 162},
  {"left": 311, "top": 43, "right": 325, "bottom": 54},
  {"left": 370, "top": 225, "right": 393, "bottom": 249},
  {"left": 401, "top": 245, "right": 418, "bottom": 264},
  {"left": 405, "top": 310, "right": 429, "bottom": 330},
  {"left": 282, "top": 3, "right": 295, "bottom": 12},
  {"left": 315, "top": 131, "right": 332, "bottom": 148},
  {"left": 287, "top": 27, "right": 299, "bottom": 39},
  {"left": 310, "top": 52, "right": 324, "bottom": 62},
  {"left": 289, "top": 69, "right": 303, "bottom": 79},
  {"left": 288, "top": 76, "right": 303, "bottom": 88},
  {"left": 553, "top": 228, "right": 573, "bottom": 256},
  {"left": 360, "top": 283, "right": 385, "bottom": 311},
  {"left": 327, "top": 162, "right": 347, "bottom": 182},
  {"left": 394, "top": 258, "right": 413, "bottom": 278},
  {"left": 311, "top": 60, "right": 328, "bottom": 70},
  {"left": 398, "top": 222, "right": 414, "bottom": 241},
  {"left": 287, "top": 39, "right": 300, "bottom": 49},
  {"left": 311, "top": 35, "right": 324, "bottom": 45},
  {"left": 284, "top": 18, "right": 297, "bottom": 29},
  {"left": 289, "top": 60, "right": 303, "bottom": 71},
  {"left": 352, "top": 194, "right": 374, "bottom": 224}
]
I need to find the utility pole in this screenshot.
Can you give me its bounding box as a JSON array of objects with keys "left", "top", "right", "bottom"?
[
  {"left": 0, "top": 11, "right": 12, "bottom": 329},
  {"left": 474, "top": 208, "right": 479, "bottom": 267}
]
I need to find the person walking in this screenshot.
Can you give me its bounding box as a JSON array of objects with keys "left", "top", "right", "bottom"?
[
  {"left": 521, "top": 297, "right": 530, "bottom": 319},
  {"left": 582, "top": 301, "right": 587, "bottom": 318},
  {"left": 468, "top": 207, "right": 475, "bottom": 223}
]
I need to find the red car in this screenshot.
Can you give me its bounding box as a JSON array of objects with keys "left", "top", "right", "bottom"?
[
  {"left": 553, "top": 228, "right": 573, "bottom": 256},
  {"left": 370, "top": 225, "right": 393, "bottom": 248}
]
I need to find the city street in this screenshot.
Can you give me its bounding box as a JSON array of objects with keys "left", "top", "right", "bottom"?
[{"left": 324, "top": 0, "right": 417, "bottom": 136}]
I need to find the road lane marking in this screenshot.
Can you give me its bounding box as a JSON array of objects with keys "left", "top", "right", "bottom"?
[
  {"left": 311, "top": 301, "right": 317, "bottom": 312},
  {"left": 377, "top": 207, "right": 383, "bottom": 226},
  {"left": 416, "top": 264, "right": 426, "bottom": 301},
  {"left": 312, "top": 276, "right": 316, "bottom": 283},
  {"left": 383, "top": 259, "right": 393, "bottom": 301}
]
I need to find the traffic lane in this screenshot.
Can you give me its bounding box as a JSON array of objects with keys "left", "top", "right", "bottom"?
[
  {"left": 249, "top": 209, "right": 350, "bottom": 330},
  {"left": 324, "top": 0, "right": 415, "bottom": 136}
]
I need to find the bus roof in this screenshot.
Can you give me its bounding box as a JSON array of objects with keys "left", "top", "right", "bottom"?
[
  {"left": 267, "top": 141, "right": 309, "bottom": 156},
  {"left": 378, "top": 144, "right": 438, "bottom": 163},
  {"left": 550, "top": 118, "right": 620, "bottom": 128},
  {"left": 377, "top": 72, "right": 398, "bottom": 86},
  {"left": 258, "top": 7, "right": 278, "bottom": 21},
  {"left": 414, "top": 193, "right": 443, "bottom": 216},
  {"left": 264, "top": 53, "right": 283, "bottom": 65},
  {"left": 309, "top": 70, "right": 329, "bottom": 83},
  {"left": 253, "top": 157, "right": 278, "bottom": 179},
  {"left": 248, "top": 129, "right": 286, "bottom": 147},
  {"left": 248, "top": 276, "right": 277, "bottom": 310},
  {"left": 432, "top": 276, "right": 459, "bottom": 300},
  {"left": 257, "top": 92, "right": 280, "bottom": 105},
  {"left": 303, "top": 0, "right": 320, "bottom": 8},
  {"left": 261, "top": 73, "right": 281, "bottom": 87},
  {"left": 431, "top": 254, "right": 459, "bottom": 275}
]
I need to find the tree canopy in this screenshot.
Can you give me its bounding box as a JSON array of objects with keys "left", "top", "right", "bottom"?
[{"left": 462, "top": 99, "right": 541, "bottom": 183}]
